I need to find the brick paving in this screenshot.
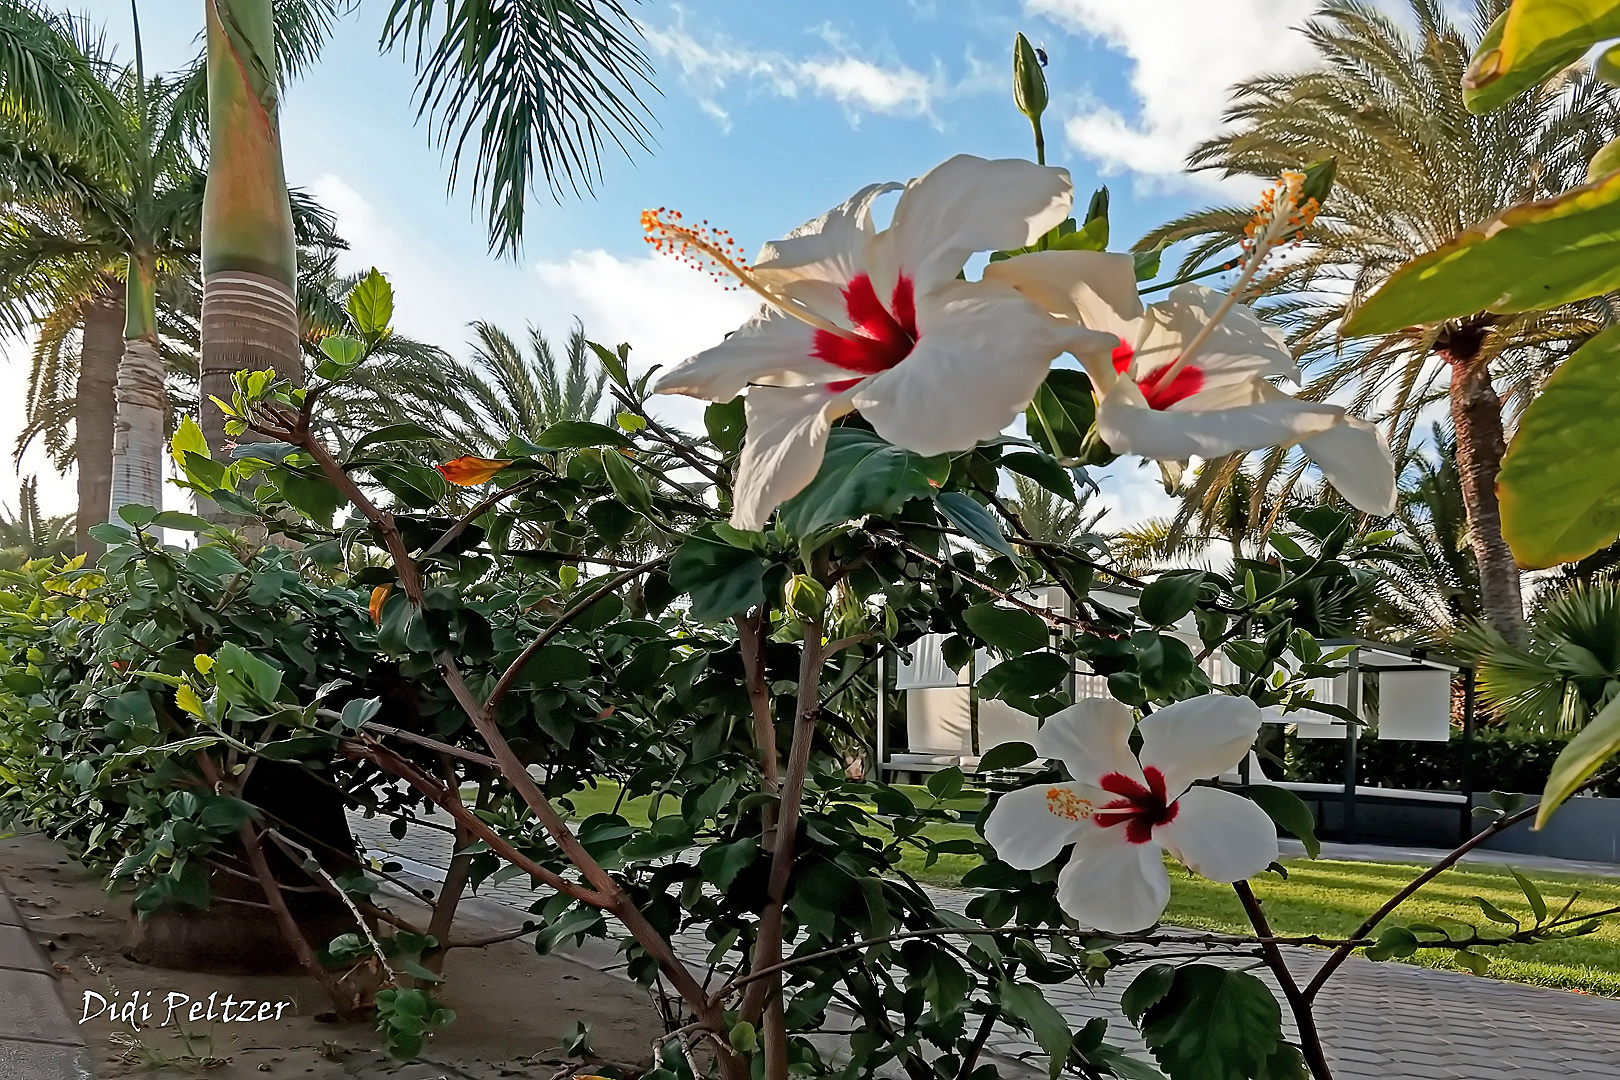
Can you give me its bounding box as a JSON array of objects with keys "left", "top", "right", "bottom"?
[
  {"left": 0, "top": 879, "right": 94, "bottom": 1079},
  {"left": 350, "top": 811, "right": 1620, "bottom": 1079}
]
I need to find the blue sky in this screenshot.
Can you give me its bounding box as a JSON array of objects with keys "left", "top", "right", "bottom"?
[{"left": 7, "top": 0, "right": 1343, "bottom": 528}]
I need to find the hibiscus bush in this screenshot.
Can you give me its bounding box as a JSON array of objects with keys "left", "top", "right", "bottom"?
[{"left": 7, "top": 28, "right": 1618, "bottom": 1080}]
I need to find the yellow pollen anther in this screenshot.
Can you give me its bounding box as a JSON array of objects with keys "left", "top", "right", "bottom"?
[
  {"left": 1045, "top": 787, "right": 1093, "bottom": 822},
  {"left": 640, "top": 207, "right": 856, "bottom": 340}
]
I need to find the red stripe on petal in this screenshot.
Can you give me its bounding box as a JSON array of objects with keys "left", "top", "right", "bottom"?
[
  {"left": 1111, "top": 338, "right": 1134, "bottom": 374},
  {"left": 811, "top": 273, "right": 918, "bottom": 375},
  {"left": 1137, "top": 362, "right": 1204, "bottom": 410}
]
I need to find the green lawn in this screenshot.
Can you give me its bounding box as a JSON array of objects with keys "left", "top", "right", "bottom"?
[{"left": 553, "top": 781, "right": 1620, "bottom": 996}]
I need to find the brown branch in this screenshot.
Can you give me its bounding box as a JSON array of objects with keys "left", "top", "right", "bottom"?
[
  {"left": 239, "top": 819, "right": 364, "bottom": 1017},
  {"left": 1304, "top": 770, "right": 1616, "bottom": 1002},
  {"left": 882, "top": 532, "right": 1092, "bottom": 632},
  {"left": 483, "top": 555, "right": 668, "bottom": 719},
  {"left": 344, "top": 738, "right": 605, "bottom": 909},
  {"left": 352, "top": 719, "right": 499, "bottom": 769},
  {"left": 611, "top": 386, "right": 727, "bottom": 487},
  {"left": 1236, "top": 882, "right": 1332, "bottom": 1080},
  {"left": 424, "top": 476, "right": 540, "bottom": 557},
  {"left": 739, "top": 605, "right": 829, "bottom": 1041}
]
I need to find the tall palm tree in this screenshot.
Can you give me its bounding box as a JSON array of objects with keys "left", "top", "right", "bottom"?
[
  {"left": 0, "top": 2, "right": 206, "bottom": 528},
  {"left": 1138, "top": 0, "right": 1620, "bottom": 644},
  {"left": 197, "top": 0, "right": 657, "bottom": 470},
  {"left": 1366, "top": 425, "right": 1482, "bottom": 644}
]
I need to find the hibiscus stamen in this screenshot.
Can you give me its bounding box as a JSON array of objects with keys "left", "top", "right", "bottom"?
[
  {"left": 641, "top": 207, "right": 856, "bottom": 339},
  {"left": 1155, "top": 171, "right": 1315, "bottom": 386}
]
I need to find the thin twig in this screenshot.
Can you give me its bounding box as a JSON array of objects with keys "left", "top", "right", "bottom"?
[{"left": 1236, "top": 881, "right": 1332, "bottom": 1080}]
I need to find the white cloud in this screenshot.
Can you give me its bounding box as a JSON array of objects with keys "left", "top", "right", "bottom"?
[
  {"left": 639, "top": 12, "right": 968, "bottom": 128},
  {"left": 1027, "top": 0, "right": 1322, "bottom": 186}
]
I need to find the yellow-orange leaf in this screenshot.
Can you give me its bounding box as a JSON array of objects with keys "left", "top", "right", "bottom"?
[
  {"left": 436, "top": 456, "right": 513, "bottom": 486},
  {"left": 370, "top": 585, "right": 393, "bottom": 626}
]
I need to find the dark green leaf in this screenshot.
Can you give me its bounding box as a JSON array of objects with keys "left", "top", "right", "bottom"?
[
  {"left": 1025, "top": 370, "right": 1099, "bottom": 461},
  {"left": 1139, "top": 965, "right": 1284, "bottom": 1080},
  {"left": 964, "top": 603, "right": 1049, "bottom": 653},
  {"left": 704, "top": 397, "right": 746, "bottom": 455},
  {"left": 1510, "top": 869, "right": 1547, "bottom": 923},
  {"left": 978, "top": 740, "right": 1038, "bottom": 771},
  {"left": 999, "top": 980, "right": 1072, "bottom": 1079},
  {"left": 532, "top": 421, "right": 633, "bottom": 450},
  {"left": 668, "top": 533, "right": 767, "bottom": 623},
  {"left": 776, "top": 428, "right": 948, "bottom": 537},
  {"left": 926, "top": 766, "right": 964, "bottom": 800},
  {"left": 1245, "top": 785, "right": 1318, "bottom": 859},
  {"left": 1139, "top": 572, "right": 1204, "bottom": 627},
  {"left": 1121, "top": 963, "right": 1177, "bottom": 1026},
  {"left": 1001, "top": 451, "right": 1077, "bottom": 501},
  {"left": 937, "top": 492, "right": 1016, "bottom": 558},
  {"left": 977, "top": 653, "right": 1070, "bottom": 701}
]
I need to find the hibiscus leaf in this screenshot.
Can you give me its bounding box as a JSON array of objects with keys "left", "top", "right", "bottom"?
[
  {"left": 1139, "top": 965, "right": 1284, "bottom": 1080},
  {"left": 1497, "top": 328, "right": 1620, "bottom": 568},
  {"left": 1026, "top": 370, "right": 1113, "bottom": 464},
  {"left": 776, "top": 428, "right": 948, "bottom": 538},
  {"left": 1245, "top": 784, "right": 1319, "bottom": 859},
  {"left": 1343, "top": 170, "right": 1620, "bottom": 336},
  {"left": 964, "top": 603, "right": 1050, "bottom": 654},
  {"left": 1001, "top": 450, "right": 1077, "bottom": 501},
  {"left": 1139, "top": 571, "right": 1205, "bottom": 627},
  {"left": 998, "top": 980, "right": 1072, "bottom": 1079},
  {"left": 977, "top": 652, "right": 1070, "bottom": 703},
  {"left": 1538, "top": 693, "right": 1620, "bottom": 829},
  {"left": 977, "top": 740, "right": 1037, "bottom": 771},
  {"left": 1463, "top": 2, "right": 1619, "bottom": 114},
  {"left": 668, "top": 530, "right": 768, "bottom": 623},
  {"left": 937, "top": 491, "right": 1016, "bottom": 558},
  {"left": 1121, "top": 963, "right": 1177, "bottom": 1026},
  {"left": 532, "top": 420, "right": 634, "bottom": 450}
]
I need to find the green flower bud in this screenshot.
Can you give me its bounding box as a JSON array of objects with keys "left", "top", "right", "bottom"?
[
  {"left": 785, "top": 574, "right": 828, "bottom": 622},
  {"left": 1013, "top": 32, "right": 1048, "bottom": 122}
]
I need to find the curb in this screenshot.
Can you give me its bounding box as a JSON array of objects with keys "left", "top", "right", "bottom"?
[{"left": 0, "top": 876, "right": 95, "bottom": 1079}]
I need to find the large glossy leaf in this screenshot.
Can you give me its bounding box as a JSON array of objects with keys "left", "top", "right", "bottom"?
[
  {"left": 668, "top": 532, "right": 767, "bottom": 623},
  {"left": 1538, "top": 693, "right": 1620, "bottom": 828},
  {"left": 776, "top": 428, "right": 948, "bottom": 538},
  {"left": 998, "top": 980, "right": 1071, "bottom": 1079},
  {"left": 1497, "top": 328, "right": 1620, "bottom": 568},
  {"left": 1138, "top": 965, "right": 1286, "bottom": 1080},
  {"left": 1343, "top": 170, "right": 1620, "bottom": 336},
  {"left": 964, "top": 603, "right": 1050, "bottom": 653},
  {"left": 1025, "top": 369, "right": 1100, "bottom": 461},
  {"left": 1464, "top": 1, "right": 1620, "bottom": 114},
  {"left": 937, "top": 491, "right": 1016, "bottom": 558}
]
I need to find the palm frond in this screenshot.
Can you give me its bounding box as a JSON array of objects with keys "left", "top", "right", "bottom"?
[{"left": 380, "top": 0, "right": 656, "bottom": 256}]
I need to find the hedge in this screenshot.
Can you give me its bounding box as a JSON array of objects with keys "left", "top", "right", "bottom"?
[{"left": 1285, "top": 729, "right": 1620, "bottom": 799}]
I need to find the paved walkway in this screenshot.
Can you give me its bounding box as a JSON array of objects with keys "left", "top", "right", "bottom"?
[
  {"left": 1280, "top": 836, "right": 1620, "bottom": 879},
  {"left": 0, "top": 878, "right": 93, "bottom": 1079},
  {"left": 350, "top": 812, "right": 1620, "bottom": 1080}
]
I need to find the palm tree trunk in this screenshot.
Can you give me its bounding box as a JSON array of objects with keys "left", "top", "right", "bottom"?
[
  {"left": 75, "top": 282, "right": 123, "bottom": 556},
  {"left": 199, "top": 0, "right": 301, "bottom": 520},
  {"left": 1448, "top": 348, "right": 1524, "bottom": 644},
  {"left": 108, "top": 253, "right": 165, "bottom": 518}
]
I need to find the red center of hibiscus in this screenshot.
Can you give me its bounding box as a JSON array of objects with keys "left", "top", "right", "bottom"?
[
  {"left": 1111, "top": 339, "right": 1204, "bottom": 410},
  {"left": 812, "top": 273, "right": 918, "bottom": 375},
  {"left": 1093, "top": 767, "right": 1179, "bottom": 844}
]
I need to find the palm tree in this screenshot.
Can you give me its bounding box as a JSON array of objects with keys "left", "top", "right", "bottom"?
[
  {"left": 461, "top": 321, "right": 608, "bottom": 443},
  {"left": 0, "top": 2, "right": 206, "bottom": 532},
  {"left": 1460, "top": 580, "right": 1620, "bottom": 735},
  {"left": 197, "top": 0, "right": 657, "bottom": 469},
  {"left": 1366, "top": 426, "right": 1482, "bottom": 644},
  {"left": 0, "top": 477, "right": 73, "bottom": 569},
  {"left": 1003, "top": 474, "right": 1104, "bottom": 548},
  {"left": 1138, "top": 0, "right": 1620, "bottom": 644}
]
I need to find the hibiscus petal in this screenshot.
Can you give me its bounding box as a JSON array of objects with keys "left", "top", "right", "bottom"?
[
  {"left": 752, "top": 181, "right": 901, "bottom": 329},
  {"left": 1138, "top": 694, "right": 1263, "bottom": 796},
  {"left": 1299, "top": 415, "right": 1398, "bottom": 515},
  {"left": 868, "top": 155, "right": 1073, "bottom": 300},
  {"left": 730, "top": 384, "right": 856, "bottom": 530},
  {"left": 982, "top": 781, "right": 1097, "bottom": 870},
  {"left": 852, "top": 281, "right": 1102, "bottom": 456},
  {"left": 654, "top": 306, "right": 850, "bottom": 401},
  {"left": 1034, "top": 698, "right": 1142, "bottom": 787},
  {"left": 1149, "top": 284, "right": 1299, "bottom": 382},
  {"left": 1098, "top": 376, "right": 1344, "bottom": 462},
  {"left": 981, "top": 250, "right": 1144, "bottom": 387},
  {"left": 1156, "top": 786, "right": 1280, "bottom": 884},
  {"left": 1056, "top": 825, "right": 1172, "bottom": 932},
  {"left": 437, "top": 456, "right": 514, "bottom": 485}
]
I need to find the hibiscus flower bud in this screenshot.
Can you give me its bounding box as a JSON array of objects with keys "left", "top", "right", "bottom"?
[
  {"left": 1013, "top": 32, "right": 1048, "bottom": 125},
  {"left": 785, "top": 574, "right": 828, "bottom": 623}
]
